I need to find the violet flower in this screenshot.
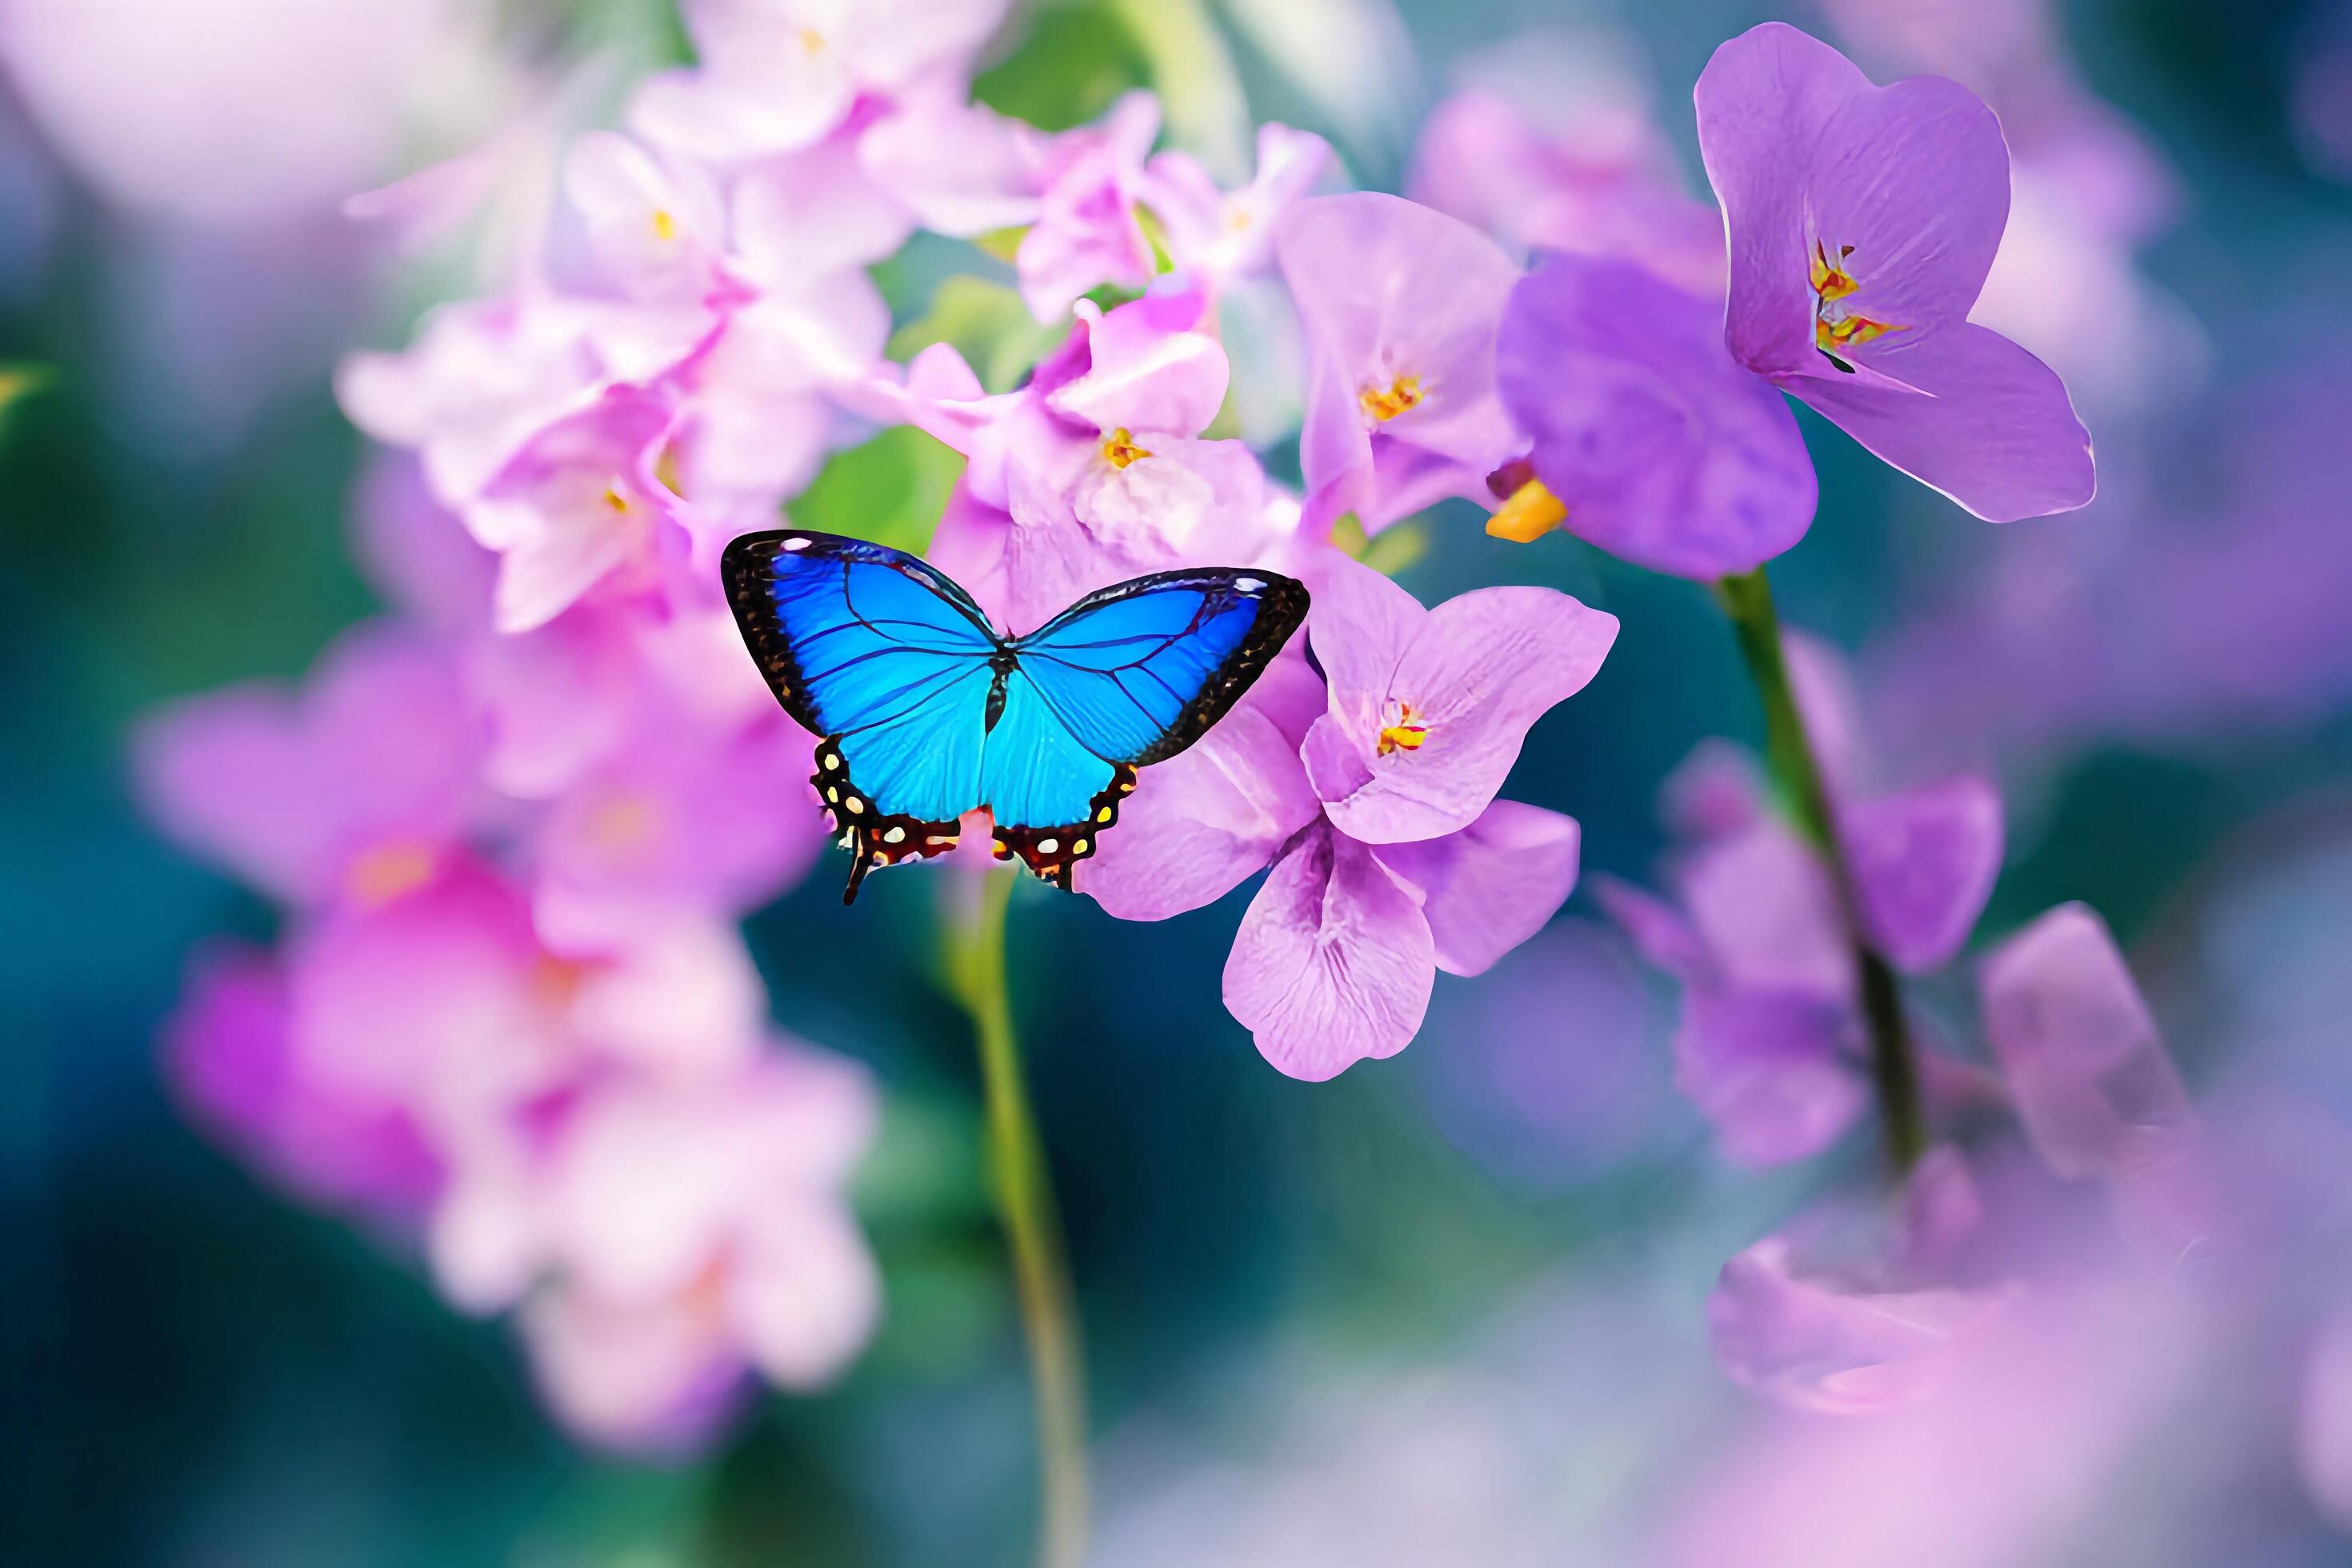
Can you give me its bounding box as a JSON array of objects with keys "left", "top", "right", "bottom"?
[
  {"left": 1494, "top": 250, "right": 1818, "bottom": 578},
  {"left": 1088, "top": 556, "right": 1616, "bottom": 1080},
  {"left": 1599, "top": 642, "right": 2004, "bottom": 1165},
  {"left": 1274, "top": 193, "right": 1524, "bottom": 535},
  {"left": 1694, "top": 22, "right": 2095, "bottom": 522}
]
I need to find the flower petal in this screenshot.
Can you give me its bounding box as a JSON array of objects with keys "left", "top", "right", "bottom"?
[
  {"left": 1498, "top": 253, "right": 1817, "bottom": 579},
  {"left": 1222, "top": 824, "right": 1434, "bottom": 1080},
  {"left": 1802, "top": 74, "right": 2010, "bottom": 355},
  {"left": 1319, "top": 583, "right": 1618, "bottom": 844},
  {"left": 1083, "top": 699, "right": 1322, "bottom": 920},
  {"left": 1977, "top": 902, "right": 2194, "bottom": 1182},
  {"left": 1045, "top": 290, "right": 1227, "bottom": 437},
  {"left": 1372, "top": 799, "right": 1580, "bottom": 977},
  {"left": 1841, "top": 774, "right": 2003, "bottom": 974},
  {"left": 1694, "top": 22, "right": 1873, "bottom": 378},
  {"left": 1786, "top": 321, "right": 2096, "bottom": 522},
  {"left": 1680, "top": 823, "right": 1850, "bottom": 997},
  {"left": 1675, "top": 989, "right": 1865, "bottom": 1166},
  {"left": 1301, "top": 553, "right": 1422, "bottom": 741}
]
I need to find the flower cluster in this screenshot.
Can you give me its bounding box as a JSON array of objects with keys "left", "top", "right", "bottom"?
[
  {"left": 1598, "top": 633, "right": 2202, "bottom": 1411},
  {"left": 137, "top": 0, "right": 2126, "bottom": 1454}
]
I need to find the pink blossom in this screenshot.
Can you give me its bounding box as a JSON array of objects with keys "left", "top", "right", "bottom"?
[
  {"left": 1137, "top": 122, "right": 1332, "bottom": 291},
  {"left": 862, "top": 290, "right": 1292, "bottom": 630},
  {"left": 628, "top": 0, "right": 1008, "bottom": 164},
  {"left": 1275, "top": 193, "right": 1524, "bottom": 534},
  {"left": 1694, "top": 22, "right": 2096, "bottom": 522},
  {"left": 134, "top": 621, "right": 485, "bottom": 910},
  {"left": 863, "top": 90, "right": 1162, "bottom": 321}
]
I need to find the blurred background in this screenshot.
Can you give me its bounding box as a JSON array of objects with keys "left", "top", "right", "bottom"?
[{"left": 4, "top": 0, "right": 2350, "bottom": 1563}]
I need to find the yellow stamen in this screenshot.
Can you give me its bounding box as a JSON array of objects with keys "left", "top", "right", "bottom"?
[
  {"left": 602, "top": 483, "right": 630, "bottom": 513},
  {"left": 796, "top": 26, "right": 826, "bottom": 54},
  {"left": 1377, "top": 705, "right": 1429, "bottom": 756},
  {"left": 1810, "top": 239, "right": 1860, "bottom": 302},
  {"left": 1101, "top": 427, "right": 1151, "bottom": 469},
  {"left": 1486, "top": 477, "right": 1567, "bottom": 543},
  {"left": 1358, "top": 374, "right": 1423, "bottom": 423},
  {"left": 651, "top": 207, "right": 678, "bottom": 242},
  {"left": 1817, "top": 314, "right": 1906, "bottom": 352},
  {"left": 345, "top": 841, "right": 438, "bottom": 907}
]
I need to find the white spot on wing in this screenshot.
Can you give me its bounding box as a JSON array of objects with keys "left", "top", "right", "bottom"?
[
  {"left": 1234, "top": 577, "right": 1263, "bottom": 592},
  {"left": 782, "top": 537, "right": 812, "bottom": 551}
]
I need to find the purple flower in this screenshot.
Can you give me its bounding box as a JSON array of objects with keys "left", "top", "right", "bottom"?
[
  {"left": 1494, "top": 250, "right": 1817, "bottom": 578},
  {"left": 134, "top": 621, "right": 484, "bottom": 910},
  {"left": 1694, "top": 22, "right": 2095, "bottom": 522},
  {"left": 1601, "top": 642, "right": 2004, "bottom": 1164},
  {"left": 1710, "top": 1146, "right": 2016, "bottom": 1413},
  {"left": 1090, "top": 556, "right": 1614, "bottom": 1079},
  {"left": 1275, "top": 193, "right": 1524, "bottom": 534},
  {"left": 1297, "top": 548, "right": 1618, "bottom": 843}
]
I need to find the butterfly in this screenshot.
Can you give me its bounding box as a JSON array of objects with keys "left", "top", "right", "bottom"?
[{"left": 720, "top": 530, "right": 1310, "bottom": 903}]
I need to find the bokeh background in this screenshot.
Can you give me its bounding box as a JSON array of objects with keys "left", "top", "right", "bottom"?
[{"left": 5, "top": 0, "right": 2350, "bottom": 1563}]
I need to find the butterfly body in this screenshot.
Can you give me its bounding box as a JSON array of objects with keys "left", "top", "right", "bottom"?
[{"left": 721, "top": 530, "right": 1308, "bottom": 902}]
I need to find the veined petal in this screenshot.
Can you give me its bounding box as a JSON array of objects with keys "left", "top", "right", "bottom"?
[
  {"left": 1694, "top": 22, "right": 1873, "bottom": 378},
  {"left": 1371, "top": 800, "right": 1580, "bottom": 977},
  {"left": 1786, "top": 321, "right": 2096, "bottom": 521},
  {"left": 1223, "top": 824, "right": 1434, "bottom": 1081}
]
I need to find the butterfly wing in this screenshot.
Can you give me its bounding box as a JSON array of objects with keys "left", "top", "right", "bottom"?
[
  {"left": 979, "top": 568, "right": 1310, "bottom": 887},
  {"left": 722, "top": 530, "right": 1001, "bottom": 901}
]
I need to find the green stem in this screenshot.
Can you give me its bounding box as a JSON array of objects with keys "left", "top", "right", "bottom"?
[
  {"left": 1714, "top": 567, "right": 1927, "bottom": 1176},
  {"left": 947, "top": 870, "right": 1089, "bottom": 1568}
]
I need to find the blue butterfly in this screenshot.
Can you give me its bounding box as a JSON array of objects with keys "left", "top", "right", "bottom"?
[{"left": 721, "top": 530, "right": 1310, "bottom": 902}]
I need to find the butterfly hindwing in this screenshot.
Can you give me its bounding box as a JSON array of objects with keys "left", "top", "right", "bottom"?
[{"left": 722, "top": 531, "right": 1310, "bottom": 900}]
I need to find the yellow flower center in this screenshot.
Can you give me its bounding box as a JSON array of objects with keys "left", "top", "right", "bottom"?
[
  {"left": 796, "top": 26, "right": 826, "bottom": 54},
  {"left": 1377, "top": 703, "right": 1429, "bottom": 756},
  {"left": 345, "top": 840, "right": 438, "bottom": 907},
  {"left": 1486, "top": 476, "right": 1568, "bottom": 543},
  {"left": 1359, "top": 374, "right": 1423, "bottom": 422},
  {"left": 1101, "top": 427, "right": 1152, "bottom": 469},
  {"left": 1810, "top": 238, "right": 1906, "bottom": 364},
  {"left": 602, "top": 482, "right": 631, "bottom": 513},
  {"left": 650, "top": 207, "right": 679, "bottom": 242}
]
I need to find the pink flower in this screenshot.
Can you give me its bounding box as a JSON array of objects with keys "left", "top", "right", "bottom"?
[
  {"left": 1088, "top": 557, "right": 1615, "bottom": 1079},
  {"left": 562, "top": 130, "right": 730, "bottom": 301},
  {"left": 441, "top": 1054, "right": 881, "bottom": 1453},
  {"left": 1275, "top": 193, "right": 1524, "bottom": 534},
  {"left": 1137, "top": 122, "right": 1332, "bottom": 291},
  {"left": 863, "top": 90, "right": 1162, "bottom": 321},
  {"left": 464, "top": 380, "right": 688, "bottom": 634},
  {"left": 525, "top": 702, "right": 822, "bottom": 948},
  {"left": 865, "top": 290, "right": 1290, "bottom": 630},
  {"left": 628, "top": 0, "right": 1008, "bottom": 164},
  {"left": 134, "top": 621, "right": 484, "bottom": 910},
  {"left": 1710, "top": 1147, "right": 2016, "bottom": 1413},
  {"left": 1494, "top": 250, "right": 1818, "bottom": 578},
  {"left": 1694, "top": 22, "right": 2096, "bottom": 522},
  {"left": 163, "top": 943, "right": 441, "bottom": 1223}
]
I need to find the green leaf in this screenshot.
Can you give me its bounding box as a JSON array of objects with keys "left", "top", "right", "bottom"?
[
  {"left": 972, "top": 2, "right": 1150, "bottom": 132},
  {"left": 787, "top": 426, "right": 967, "bottom": 555},
  {"left": 886, "top": 274, "right": 1065, "bottom": 393},
  {"left": 1330, "top": 512, "right": 1429, "bottom": 578}
]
